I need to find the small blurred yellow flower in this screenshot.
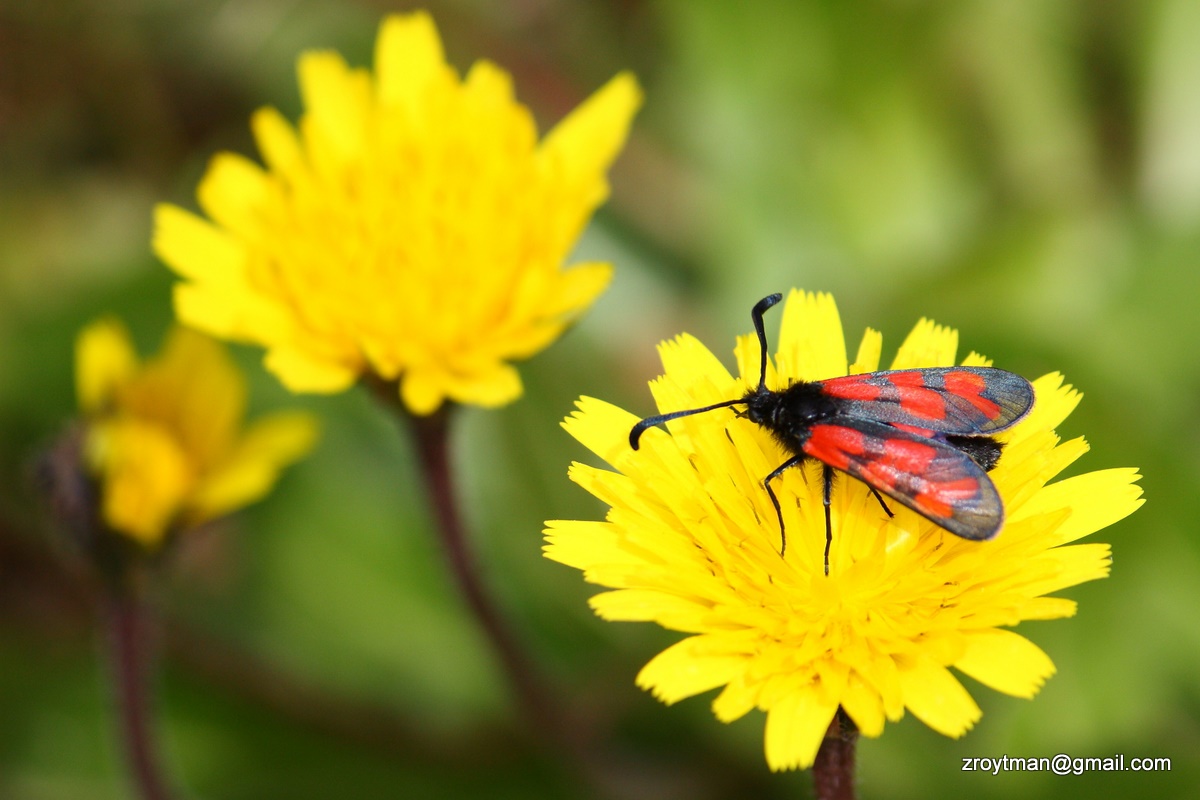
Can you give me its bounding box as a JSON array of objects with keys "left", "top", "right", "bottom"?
[
  {"left": 153, "top": 11, "right": 641, "bottom": 415},
  {"left": 546, "top": 290, "right": 1144, "bottom": 771},
  {"left": 76, "top": 318, "right": 318, "bottom": 547}
]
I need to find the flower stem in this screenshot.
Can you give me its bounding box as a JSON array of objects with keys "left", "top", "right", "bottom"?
[
  {"left": 403, "top": 405, "right": 573, "bottom": 751},
  {"left": 813, "top": 708, "right": 857, "bottom": 800},
  {"left": 105, "top": 586, "right": 174, "bottom": 800}
]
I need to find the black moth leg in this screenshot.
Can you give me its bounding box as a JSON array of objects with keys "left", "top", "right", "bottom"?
[
  {"left": 820, "top": 472, "right": 890, "bottom": 575},
  {"left": 869, "top": 487, "right": 894, "bottom": 519},
  {"left": 822, "top": 465, "right": 834, "bottom": 576},
  {"left": 763, "top": 455, "right": 805, "bottom": 557}
]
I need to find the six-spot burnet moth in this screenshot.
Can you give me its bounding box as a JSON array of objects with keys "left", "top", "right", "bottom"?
[{"left": 629, "top": 293, "right": 1035, "bottom": 574}]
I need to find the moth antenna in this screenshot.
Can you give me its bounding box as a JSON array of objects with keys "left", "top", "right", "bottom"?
[
  {"left": 629, "top": 398, "right": 745, "bottom": 450},
  {"left": 750, "top": 293, "right": 783, "bottom": 391},
  {"left": 629, "top": 293, "right": 782, "bottom": 451}
]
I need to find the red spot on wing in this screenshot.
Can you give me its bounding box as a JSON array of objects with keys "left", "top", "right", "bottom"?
[
  {"left": 943, "top": 369, "right": 985, "bottom": 392},
  {"left": 901, "top": 388, "right": 947, "bottom": 420},
  {"left": 886, "top": 373, "right": 948, "bottom": 421},
  {"left": 913, "top": 491, "right": 953, "bottom": 519},
  {"left": 889, "top": 372, "right": 925, "bottom": 387},
  {"left": 803, "top": 425, "right": 863, "bottom": 471},
  {"left": 913, "top": 477, "right": 981, "bottom": 520},
  {"left": 944, "top": 370, "right": 1001, "bottom": 419},
  {"left": 857, "top": 437, "right": 938, "bottom": 492},
  {"left": 881, "top": 437, "right": 937, "bottom": 473},
  {"left": 820, "top": 375, "right": 882, "bottom": 402}
]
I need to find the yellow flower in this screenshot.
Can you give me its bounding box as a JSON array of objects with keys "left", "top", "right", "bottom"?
[
  {"left": 153, "top": 11, "right": 641, "bottom": 415},
  {"left": 77, "top": 318, "right": 318, "bottom": 547},
  {"left": 545, "top": 289, "right": 1143, "bottom": 771}
]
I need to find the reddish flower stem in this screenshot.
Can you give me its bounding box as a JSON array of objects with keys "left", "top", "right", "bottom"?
[
  {"left": 813, "top": 709, "right": 858, "bottom": 800},
  {"left": 404, "top": 405, "right": 574, "bottom": 753},
  {"left": 105, "top": 588, "right": 175, "bottom": 800}
]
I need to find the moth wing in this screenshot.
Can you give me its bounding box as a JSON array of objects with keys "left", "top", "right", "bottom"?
[
  {"left": 818, "top": 367, "right": 1034, "bottom": 436},
  {"left": 802, "top": 419, "right": 1004, "bottom": 541}
]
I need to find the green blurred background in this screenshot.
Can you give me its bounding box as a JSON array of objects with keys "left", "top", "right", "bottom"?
[{"left": 0, "top": 0, "right": 1195, "bottom": 797}]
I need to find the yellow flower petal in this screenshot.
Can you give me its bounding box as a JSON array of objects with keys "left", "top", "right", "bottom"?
[
  {"left": 155, "top": 205, "right": 293, "bottom": 343},
  {"left": 171, "top": 283, "right": 291, "bottom": 346},
  {"left": 86, "top": 418, "right": 194, "bottom": 546},
  {"left": 375, "top": 11, "right": 447, "bottom": 110},
  {"left": 189, "top": 410, "right": 318, "bottom": 522},
  {"left": 539, "top": 70, "right": 642, "bottom": 219},
  {"left": 251, "top": 107, "right": 305, "bottom": 179},
  {"left": 443, "top": 362, "right": 523, "bottom": 410},
  {"left": 1009, "top": 468, "right": 1144, "bottom": 546},
  {"left": 636, "top": 636, "right": 749, "bottom": 704},
  {"left": 840, "top": 671, "right": 886, "bottom": 737},
  {"left": 264, "top": 346, "right": 359, "bottom": 394},
  {"left": 545, "top": 262, "right": 615, "bottom": 320},
  {"left": 1020, "top": 372, "right": 1083, "bottom": 436},
  {"left": 119, "top": 327, "right": 244, "bottom": 470},
  {"left": 76, "top": 317, "right": 138, "bottom": 414},
  {"left": 848, "top": 328, "right": 882, "bottom": 374},
  {"left": 152, "top": 204, "right": 246, "bottom": 286},
  {"left": 543, "top": 519, "right": 625, "bottom": 572},
  {"left": 954, "top": 629, "right": 1055, "bottom": 698},
  {"left": 196, "top": 153, "right": 275, "bottom": 239},
  {"left": 712, "top": 676, "right": 759, "bottom": 723},
  {"left": 399, "top": 366, "right": 447, "bottom": 417},
  {"left": 890, "top": 318, "right": 958, "bottom": 369},
  {"left": 897, "top": 657, "right": 981, "bottom": 738},
  {"left": 297, "top": 50, "right": 371, "bottom": 168},
  {"left": 592, "top": 589, "right": 715, "bottom": 629},
  {"left": 763, "top": 683, "right": 839, "bottom": 771},
  {"left": 776, "top": 290, "right": 847, "bottom": 381},
  {"left": 561, "top": 395, "right": 642, "bottom": 469}
]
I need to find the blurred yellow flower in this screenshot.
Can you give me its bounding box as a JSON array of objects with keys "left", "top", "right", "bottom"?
[
  {"left": 546, "top": 290, "right": 1144, "bottom": 771},
  {"left": 77, "top": 318, "right": 318, "bottom": 547},
  {"left": 153, "top": 11, "right": 641, "bottom": 415}
]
